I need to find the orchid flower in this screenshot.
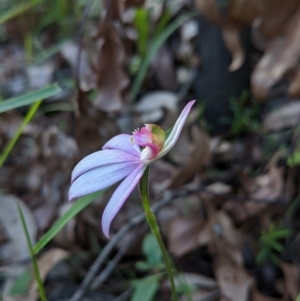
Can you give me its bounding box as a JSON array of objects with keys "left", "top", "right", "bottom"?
[{"left": 69, "top": 100, "right": 195, "bottom": 238}]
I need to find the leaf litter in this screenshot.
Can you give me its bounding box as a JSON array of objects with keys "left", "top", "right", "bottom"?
[{"left": 1, "top": 0, "right": 300, "bottom": 301}]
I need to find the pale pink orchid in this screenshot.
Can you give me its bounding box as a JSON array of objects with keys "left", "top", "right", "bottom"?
[{"left": 69, "top": 100, "right": 195, "bottom": 238}]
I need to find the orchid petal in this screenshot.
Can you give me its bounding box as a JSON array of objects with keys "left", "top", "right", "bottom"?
[
  {"left": 103, "top": 134, "right": 141, "bottom": 155},
  {"left": 71, "top": 149, "right": 140, "bottom": 182},
  {"left": 69, "top": 161, "right": 140, "bottom": 201},
  {"left": 156, "top": 100, "right": 195, "bottom": 159},
  {"left": 101, "top": 163, "right": 146, "bottom": 238}
]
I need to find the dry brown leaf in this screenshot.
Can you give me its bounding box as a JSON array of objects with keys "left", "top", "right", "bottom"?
[
  {"left": 257, "top": 0, "right": 300, "bottom": 39},
  {"left": 0, "top": 196, "right": 37, "bottom": 262},
  {"left": 250, "top": 165, "right": 283, "bottom": 202},
  {"left": 60, "top": 42, "right": 95, "bottom": 92},
  {"left": 151, "top": 45, "right": 177, "bottom": 91},
  {"left": 251, "top": 39, "right": 285, "bottom": 100},
  {"left": 244, "top": 202, "right": 267, "bottom": 219},
  {"left": 196, "top": 0, "right": 263, "bottom": 27},
  {"left": 223, "top": 200, "right": 247, "bottom": 224},
  {"left": 135, "top": 91, "right": 179, "bottom": 125},
  {"left": 227, "top": 0, "right": 264, "bottom": 25},
  {"left": 221, "top": 26, "right": 245, "bottom": 71},
  {"left": 150, "top": 160, "right": 177, "bottom": 194},
  {"left": 75, "top": 105, "right": 119, "bottom": 156},
  {"left": 170, "top": 126, "right": 210, "bottom": 189},
  {"left": 28, "top": 249, "right": 69, "bottom": 296},
  {"left": 195, "top": 0, "right": 262, "bottom": 71},
  {"left": 158, "top": 194, "right": 203, "bottom": 236},
  {"left": 195, "top": 0, "right": 231, "bottom": 27},
  {"left": 94, "top": 18, "right": 129, "bottom": 112},
  {"left": 204, "top": 210, "right": 245, "bottom": 265},
  {"left": 0, "top": 195, "right": 37, "bottom": 298},
  {"left": 195, "top": 0, "right": 300, "bottom": 97},
  {"left": 168, "top": 125, "right": 190, "bottom": 165},
  {"left": 263, "top": 101, "right": 300, "bottom": 132},
  {"left": 211, "top": 211, "right": 244, "bottom": 248},
  {"left": 187, "top": 194, "right": 245, "bottom": 264},
  {"left": 175, "top": 273, "right": 217, "bottom": 290},
  {"left": 239, "top": 171, "right": 260, "bottom": 195},
  {"left": 0, "top": 112, "right": 22, "bottom": 139},
  {"left": 105, "top": 0, "right": 126, "bottom": 21},
  {"left": 215, "top": 256, "right": 253, "bottom": 301},
  {"left": 288, "top": 68, "right": 300, "bottom": 98},
  {"left": 240, "top": 163, "right": 284, "bottom": 203},
  {"left": 280, "top": 263, "right": 300, "bottom": 301},
  {"left": 168, "top": 216, "right": 206, "bottom": 257},
  {"left": 251, "top": 6, "right": 300, "bottom": 100},
  {"left": 237, "top": 162, "right": 284, "bottom": 218}
]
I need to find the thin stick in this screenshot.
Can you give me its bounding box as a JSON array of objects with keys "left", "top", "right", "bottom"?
[
  {"left": 90, "top": 234, "right": 135, "bottom": 289},
  {"left": 17, "top": 203, "right": 47, "bottom": 301}
]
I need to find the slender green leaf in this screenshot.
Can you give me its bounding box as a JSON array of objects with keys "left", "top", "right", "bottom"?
[
  {"left": 134, "top": 8, "right": 149, "bottom": 58},
  {"left": 0, "top": 100, "right": 41, "bottom": 167},
  {"left": 153, "top": 9, "right": 172, "bottom": 37},
  {"left": 131, "top": 11, "right": 197, "bottom": 102},
  {"left": 33, "top": 191, "right": 103, "bottom": 254},
  {"left": 17, "top": 203, "right": 47, "bottom": 301},
  {"left": 0, "top": 84, "right": 61, "bottom": 113},
  {"left": 0, "top": 0, "right": 43, "bottom": 25},
  {"left": 269, "top": 229, "right": 290, "bottom": 240}
]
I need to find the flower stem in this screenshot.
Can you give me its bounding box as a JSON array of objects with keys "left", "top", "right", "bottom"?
[{"left": 139, "top": 166, "right": 178, "bottom": 301}]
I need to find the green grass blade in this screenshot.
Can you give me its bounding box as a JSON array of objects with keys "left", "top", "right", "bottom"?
[
  {"left": 33, "top": 191, "right": 104, "bottom": 254},
  {"left": 0, "top": 0, "right": 43, "bottom": 24},
  {"left": 0, "top": 84, "right": 61, "bottom": 113},
  {"left": 17, "top": 203, "right": 47, "bottom": 301},
  {"left": 131, "top": 11, "right": 197, "bottom": 102},
  {"left": 0, "top": 100, "right": 41, "bottom": 167},
  {"left": 134, "top": 8, "right": 149, "bottom": 58}
]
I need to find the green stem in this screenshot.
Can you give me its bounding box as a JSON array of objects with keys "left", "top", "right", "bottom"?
[
  {"left": 139, "top": 166, "right": 178, "bottom": 301},
  {"left": 17, "top": 203, "right": 47, "bottom": 301}
]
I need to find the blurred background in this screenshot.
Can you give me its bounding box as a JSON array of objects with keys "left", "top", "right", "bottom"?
[{"left": 0, "top": 0, "right": 300, "bottom": 300}]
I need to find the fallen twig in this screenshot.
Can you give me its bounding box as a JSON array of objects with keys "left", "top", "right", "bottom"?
[{"left": 91, "top": 234, "right": 135, "bottom": 290}]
